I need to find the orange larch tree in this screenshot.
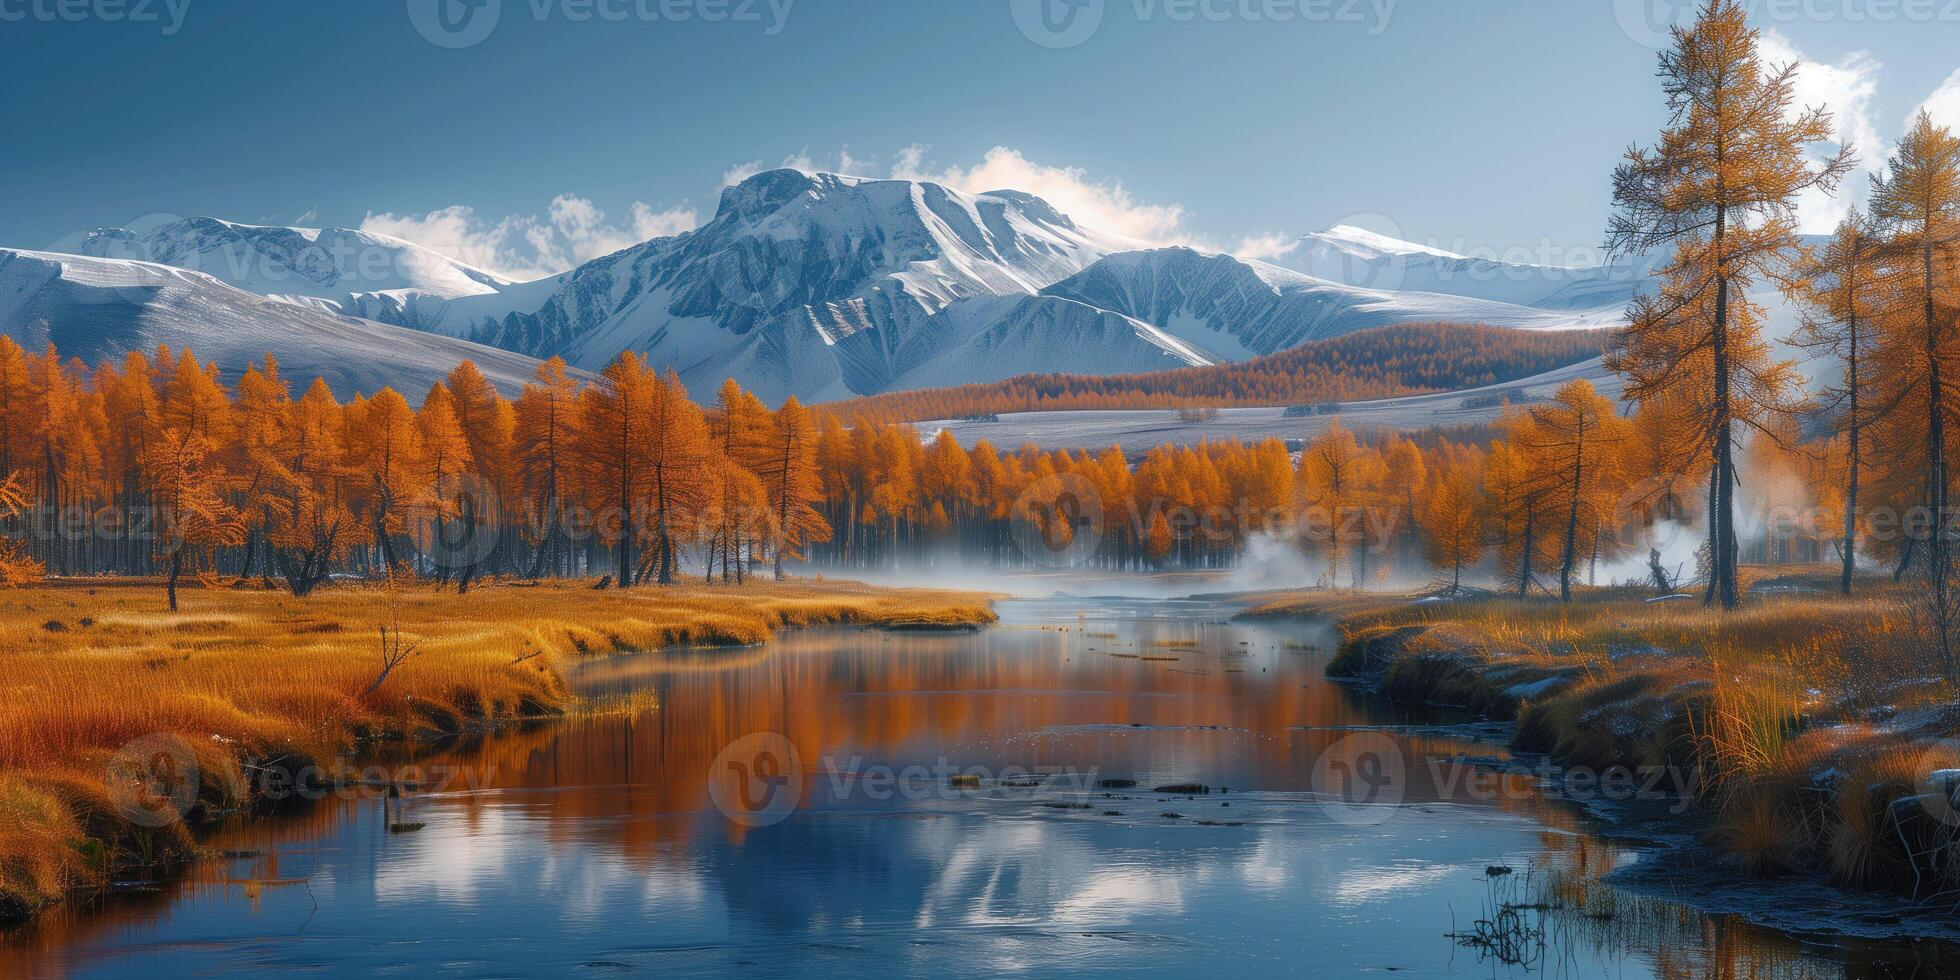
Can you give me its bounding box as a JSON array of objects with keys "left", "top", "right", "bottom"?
[{"left": 1605, "top": 0, "right": 1850, "bottom": 608}]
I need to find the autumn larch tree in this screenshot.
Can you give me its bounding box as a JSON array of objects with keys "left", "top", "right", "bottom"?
[
  {"left": 1380, "top": 434, "right": 1427, "bottom": 577},
  {"left": 1791, "top": 210, "right": 1887, "bottom": 594},
  {"left": 349, "top": 387, "right": 427, "bottom": 580},
  {"left": 1518, "top": 380, "right": 1630, "bottom": 601},
  {"left": 1604, "top": 0, "right": 1851, "bottom": 609},
  {"left": 229, "top": 357, "right": 293, "bottom": 582},
  {"left": 0, "top": 471, "right": 44, "bottom": 586},
  {"left": 1420, "top": 446, "right": 1486, "bottom": 590},
  {"left": 269, "top": 378, "right": 354, "bottom": 597},
  {"left": 1297, "top": 421, "right": 1382, "bottom": 588},
  {"left": 514, "top": 357, "right": 581, "bottom": 578},
  {"left": 417, "top": 382, "right": 474, "bottom": 583},
  {"left": 644, "top": 370, "right": 713, "bottom": 584},
  {"left": 150, "top": 351, "right": 245, "bottom": 609},
  {"left": 1868, "top": 113, "right": 1960, "bottom": 640},
  {"left": 709, "top": 379, "right": 772, "bottom": 580},
  {"left": 756, "top": 396, "right": 828, "bottom": 579},
  {"left": 577, "top": 353, "right": 657, "bottom": 588},
  {"left": 1485, "top": 435, "right": 1551, "bottom": 599}
]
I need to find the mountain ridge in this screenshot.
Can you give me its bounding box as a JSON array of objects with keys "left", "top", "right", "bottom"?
[{"left": 12, "top": 170, "right": 1643, "bottom": 404}]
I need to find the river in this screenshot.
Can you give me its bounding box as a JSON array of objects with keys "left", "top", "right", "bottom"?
[{"left": 3, "top": 594, "right": 1952, "bottom": 977}]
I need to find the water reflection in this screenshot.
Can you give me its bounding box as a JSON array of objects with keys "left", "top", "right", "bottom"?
[{"left": 3, "top": 596, "right": 1952, "bottom": 977}]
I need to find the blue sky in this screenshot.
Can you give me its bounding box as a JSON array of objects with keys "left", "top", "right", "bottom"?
[{"left": 4, "top": 0, "right": 1958, "bottom": 278}]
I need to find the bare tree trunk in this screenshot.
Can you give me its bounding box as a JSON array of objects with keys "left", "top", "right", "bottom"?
[
  {"left": 1712, "top": 259, "right": 1740, "bottom": 610},
  {"left": 1923, "top": 240, "right": 1950, "bottom": 665},
  {"left": 1844, "top": 315, "right": 1861, "bottom": 595},
  {"left": 1559, "top": 425, "right": 1585, "bottom": 603},
  {"left": 1517, "top": 507, "right": 1536, "bottom": 601}
]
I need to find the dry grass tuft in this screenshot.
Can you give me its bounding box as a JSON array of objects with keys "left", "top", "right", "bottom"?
[{"left": 1295, "top": 572, "right": 1960, "bottom": 897}]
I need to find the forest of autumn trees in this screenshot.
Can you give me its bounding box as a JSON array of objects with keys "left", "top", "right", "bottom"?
[
  {"left": 0, "top": 341, "right": 832, "bottom": 597},
  {"left": 0, "top": 327, "right": 1856, "bottom": 604},
  {"left": 825, "top": 323, "right": 1608, "bottom": 423}
]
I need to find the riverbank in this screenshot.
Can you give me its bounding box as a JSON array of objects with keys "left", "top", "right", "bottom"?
[
  {"left": 1242, "top": 576, "right": 1960, "bottom": 906},
  {"left": 0, "top": 578, "right": 996, "bottom": 923}
]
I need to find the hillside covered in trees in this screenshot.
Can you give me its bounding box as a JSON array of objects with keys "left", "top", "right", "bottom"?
[{"left": 823, "top": 322, "right": 1611, "bottom": 422}]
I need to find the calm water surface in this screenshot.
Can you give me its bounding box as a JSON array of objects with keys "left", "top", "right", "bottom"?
[{"left": 4, "top": 595, "right": 1954, "bottom": 977}]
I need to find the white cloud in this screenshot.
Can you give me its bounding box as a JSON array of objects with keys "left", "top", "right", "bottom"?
[
  {"left": 716, "top": 144, "right": 1210, "bottom": 248},
  {"left": 721, "top": 150, "right": 822, "bottom": 188},
  {"left": 1910, "top": 67, "right": 1960, "bottom": 133},
  {"left": 835, "top": 146, "right": 872, "bottom": 177},
  {"left": 889, "top": 145, "right": 1192, "bottom": 246},
  {"left": 1230, "top": 232, "right": 1301, "bottom": 261},
  {"left": 360, "top": 195, "right": 699, "bottom": 280},
  {"left": 1759, "top": 31, "right": 1883, "bottom": 233},
  {"left": 720, "top": 159, "right": 766, "bottom": 188},
  {"left": 627, "top": 201, "right": 700, "bottom": 240}
]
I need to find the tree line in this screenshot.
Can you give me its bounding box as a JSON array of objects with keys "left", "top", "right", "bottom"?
[
  {"left": 825, "top": 323, "right": 1608, "bottom": 423},
  {"left": 0, "top": 344, "right": 827, "bottom": 605},
  {"left": 0, "top": 326, "right": 1824, "bottom": 603}
]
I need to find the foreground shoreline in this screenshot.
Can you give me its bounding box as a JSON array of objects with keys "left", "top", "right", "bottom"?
[
  {"left": 0, "top": 578, "right": 996, "bottom": 924},
  {"left": 1236, "top": 580, "right": 1960, "bottom": 937}
]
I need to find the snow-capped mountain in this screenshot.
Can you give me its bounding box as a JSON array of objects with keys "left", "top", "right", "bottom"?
[
  {"left": 0, "top": 248, "right": 559, "bottom": 399},
  {"left": 441, "top": 169, "right": 1133, "bottom": 401},
  {"left": 1041, "top": 247, "right": 1623, "bottom": 360},
  {"left": 63, "top": 216, "right": 522, "bottom": 332},
  {"left": 1277, "top": 225, "right": 1650, "bottom": 311},
  {"left": 14, "top": 173, "right": 1652, "bottom": 404}
]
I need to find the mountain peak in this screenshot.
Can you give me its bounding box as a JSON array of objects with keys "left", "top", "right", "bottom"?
[
  {"left": 1307, "top": 224, "right": 1463, "bottom": 261},
  {"left": 713, "top": 168, "right": 870, "bottom": 221}
]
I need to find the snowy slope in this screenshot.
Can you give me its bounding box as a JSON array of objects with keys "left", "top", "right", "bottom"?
[
  {"left": 1042, "top": 247, "right": 1622, "bottom": 358},
  {"left": 1276, "top": 225, "right": 1651, "bottom": 310},
  {"left": 66, "top": 216, "right": 525, "bottom": 333},
  {"left": 0, "top": 249, "right": 559, "bottom": 399}
]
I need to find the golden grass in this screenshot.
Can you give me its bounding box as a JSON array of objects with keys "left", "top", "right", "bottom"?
[
  {"left": 1293, "top": 570, "right": 1960, "bottom": 895},
  {"left": 0, "top": 577, "right": 994, "bottom": 921}
]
